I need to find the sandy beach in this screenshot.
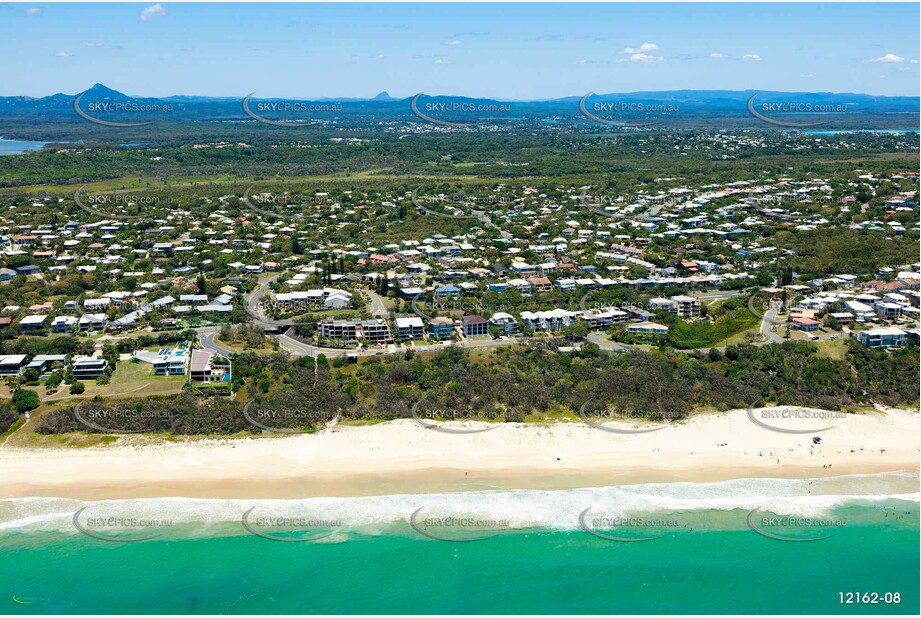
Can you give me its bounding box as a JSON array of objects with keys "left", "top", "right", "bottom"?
[{"left": 1, "top": 406, "right": 917, "bottom": 500}]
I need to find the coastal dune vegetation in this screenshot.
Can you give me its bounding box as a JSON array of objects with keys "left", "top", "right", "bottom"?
[{"left": 33, "top": 339, "right": 919, "bottom": 436}]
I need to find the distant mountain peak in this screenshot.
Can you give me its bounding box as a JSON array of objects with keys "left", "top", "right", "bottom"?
[
  {"left": 81, "top": 83, "right": 129, "bottom": 99},
  {"left": 372, "top": 91, "right": 394, "bottom": 101}
]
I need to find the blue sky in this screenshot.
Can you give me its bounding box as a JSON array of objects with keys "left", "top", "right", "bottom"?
[{"left": 3, "top": 3, "right": 919, "bottom": 98}]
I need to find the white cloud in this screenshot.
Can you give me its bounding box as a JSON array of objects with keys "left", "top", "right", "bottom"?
[
  {"left": 630, "top": 53, "right": 663, "bottom": 63},
  {"left": 26, "top": 7, "right": 41, "bottom": 16},
  {"left": 434, "top": 59, "right": 448, "bottom": 65},
  {"left": 444, "top": 40, "right": 461, "bottom": 46},
  {"left": 709, "top": 52, "right": 727, "bottom": 59},
  {"left": 140, "top": 4, "right": 166, "bottom": 22},
  {"left": 54, "top": 51, "right": 71, "bottom": 58},
  {"left": 624, "top": 42, "right": 659, "bottom": 54},
  {"left": 742, "top": 54, "right": 762, "bottom": 61},
  {"left": 869, "top": 53, "right": 904, "bottom": 63}
]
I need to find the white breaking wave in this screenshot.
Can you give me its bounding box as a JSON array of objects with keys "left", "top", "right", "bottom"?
[{"left": 1, "top": 473, "right": 917, "bottom": 538}]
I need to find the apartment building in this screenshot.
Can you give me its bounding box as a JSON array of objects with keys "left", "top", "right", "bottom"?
[
  {"left": 319, "top": 318, "right": 392, "bottom": 343},
  {"left": 519, "top": 309, "right": 581, "bottom": 332},
  {"left": 670, "top": 295, "right": 701, "bottom": 317},
  {"left": 581, "top": 308, "right": 629, "bottom": 330},
  {"left": 461, "top": 315, "right": 490, "bottom": 337},
  {"left": 428, "top": 317, "right": 455, "bottom": 340},
  {"left": 394, "top": 316, "right": 425, "bottom": 340}
]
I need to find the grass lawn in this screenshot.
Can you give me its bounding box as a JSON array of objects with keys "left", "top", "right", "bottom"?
[
  {"left": 715, "top": 324, "right": 765, "bottom": 347},
  {"left": 815, "top": 338, "right": 848, "bottom": 360},
  {"left": 214, "top": 337, "right": 277, "bottom": 354},
  {"left": 110, "top": 359, "right": 187, "bottom": 395},
  {"left": 38, "top": 359, "right": 187, "bottom": 404}
]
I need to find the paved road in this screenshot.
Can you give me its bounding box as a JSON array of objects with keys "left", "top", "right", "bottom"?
[
  {"left": 366, "top": 290, "right": 389, "bottom": 317},
  {"left": 586, "top": 332, "right": 628, "bottom": 352},
  {"left": 698, "top": 291, "right": 745, "bottom": 302},
  {"left": 246, "top": 274, "right": 290, "bottom": 326},
  {"left": 277, "top": 332, "right": 336, "bottom": 358},
  {"left": 197, "top": 326, "right": 234, "bottom": 356},
  {"left": 761, "top": 306, "right": 785, "bottom": 344}
]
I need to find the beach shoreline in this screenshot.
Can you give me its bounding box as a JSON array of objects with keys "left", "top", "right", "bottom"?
[{"left": 1, "top": 406, "right": 918, "bottom": 501}]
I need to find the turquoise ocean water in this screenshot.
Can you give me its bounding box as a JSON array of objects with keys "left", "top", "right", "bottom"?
[{"left": 1, "top": 473, "right": 917, "bottom": 614}]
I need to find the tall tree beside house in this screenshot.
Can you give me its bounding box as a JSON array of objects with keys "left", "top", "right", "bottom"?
[
  {"left": 197, "top": 274, "right": 207, "bottom": 295},
  {"left": 291, "top": 237, "right": 302, "bottom": 255},
  {"left": 780, "top": 266, "right": 794, "bottom": 287}
]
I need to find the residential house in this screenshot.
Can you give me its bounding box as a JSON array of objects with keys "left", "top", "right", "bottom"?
[
  {"left": 626, "top": 322, "right": 669, "bottom": 336},
  {"left": 792, "top": 317, "right": 821, "bottom": 332},
  {"left": 78, "top": 313, "right": 107, "bottom": 332},
  {"left": 189, "top": 349, "right": 230, "bottom": 382},
  {"left": 489, "top": 312, "right": 518, "bottom": 334},
  {"left": 71, "top": 357, "right": 108, "bottom": 380},
  {"left": 401, "top": 286, "right": 425, "bottom": 301},
  {"left": 26, "top": 354, "right": 67, "bottom": 376},
  {"left": 510, "top": 262, "right": 536, "bottom": 276},
  {"left": 435, "top": 285, "right": 461, "bottom": 300},
  {"left": 16, "top": 265, "right": 40, "bottom": 276},
  {"left": 858, "top": 327, "right": 909, "bottom": 348},
  {"left": 51, "top": 315, "right": 78, "bottom": 332},
  {"left": 555, "top": 278, "right": 576, "bottom": 292},
  {"left": 648, "top": 297, "right": 677, "bottom": 313},
  {"left": 875, "top": 302, "right": 903, "bottom": 321},
  {"left": 134, "top": 348, "right": 189, "bottom": 375},
  {"left": 507, "top": 279, "right": 532, "bottom": 295},
  {"left": 18, "top": 315, "right": 48, "bottom": 332},
  {"left": 527, "top": 277, "right": 553, "bottom": 293},
  {"left": 0, "top": 354, "right": 28, "bottom": 376},
  {"left": 828, "top": 312, "right": 854, "bottom": 324}
]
